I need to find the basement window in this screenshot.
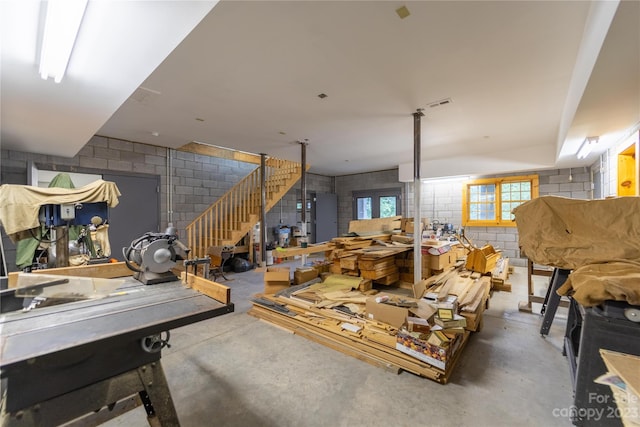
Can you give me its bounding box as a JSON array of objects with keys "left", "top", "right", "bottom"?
[
  {"left": 462, "top": 174, "right": 539, "bottom": 227},
  {"left": 353, "top": 188, "right": 402, "bottom": 220}
]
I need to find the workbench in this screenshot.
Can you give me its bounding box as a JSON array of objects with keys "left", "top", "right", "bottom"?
[{"left": 0, "top": 275, "right": 234, "bottom": 426}]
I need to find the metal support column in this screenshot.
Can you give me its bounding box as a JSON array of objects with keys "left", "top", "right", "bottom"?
[
  {"left": 299, "top": 140, "right": 308, "bottom": 266},
  {"left": 260, "top": 153, "right": 267, "bottom": 268},
  {"left": 413, "top": 109, "right": 424, "bottom": 285}
]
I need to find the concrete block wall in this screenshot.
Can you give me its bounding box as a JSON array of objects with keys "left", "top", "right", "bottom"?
[
  {"left": 405, "top": 180, "right": 464, "bottom": 228},
  {"left": 465, "top": 167, "right": 592, "bottom": 266},
  {"left": 0, "top": 135, "right": 303, "bottom": 271},
  {"left": 356, "top": 167, "right": 593, "bottom": 267},
  {"left": 265, "top": 173, "right": 333, "bottom": 244},
  {"left": 334, "top": 169, "right": 403, "bottom": 235}
]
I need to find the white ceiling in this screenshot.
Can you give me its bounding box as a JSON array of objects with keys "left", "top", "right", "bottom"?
[{"left": 2, "top": 1, "right": 639, "bottom": 178}]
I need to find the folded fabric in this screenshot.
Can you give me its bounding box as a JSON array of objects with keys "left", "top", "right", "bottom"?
[{"left": 557, "top": 261, "right": 640, "bottom": 307}]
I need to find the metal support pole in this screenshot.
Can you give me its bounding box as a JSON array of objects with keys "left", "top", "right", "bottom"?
[
  {"left": 299, "top": 140, "right": 308, "bottom": 266},
  {"left": 413, "top": 109, "right": 424, "bottom": 285},
  {"left": 260, "top": 153, "right": 267, "bottom": 267}
]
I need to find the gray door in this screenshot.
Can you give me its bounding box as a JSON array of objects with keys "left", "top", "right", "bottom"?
[
  {"left": 314, "top": 193, "right": 338, "bottom": 243},
  {"left": 103, "top": 173, "right": 160, "bottom": 261}
]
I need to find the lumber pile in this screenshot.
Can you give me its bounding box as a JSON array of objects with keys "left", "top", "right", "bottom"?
[
  {"left": 251, "top": 267, "right": 492, "bottom": 383},
  {"left": 491, "top": 257, "right": 512, "bottom": 292}
]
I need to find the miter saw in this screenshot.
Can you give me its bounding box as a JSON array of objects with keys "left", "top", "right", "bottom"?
[{"left": 123, "top": 227, "right": 190, "bottom": 285}]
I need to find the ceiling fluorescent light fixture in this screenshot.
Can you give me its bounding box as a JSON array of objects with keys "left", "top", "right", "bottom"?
[
  {"left": 39, "top": 0, "right": 88, "bottom": 83},
  {"left": 577, "top": 136, "right": 598, "bottom": 159}
]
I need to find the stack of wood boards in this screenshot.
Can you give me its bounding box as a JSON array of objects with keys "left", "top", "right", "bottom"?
[
  {"left": 490, "top": 257, "right": 512, "bottom": 292},
  {"left": 413, "top": 269, "right": 492, "bottom": 332},
  {"left": 327, "top": 238, "right": 410, "bottom": 285},
  {"left": 250, "top": 269, "right": 492, "bottom": 384}
]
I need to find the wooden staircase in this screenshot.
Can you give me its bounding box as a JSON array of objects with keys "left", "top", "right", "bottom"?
[{"left": 186, "top": 157, "right": 303, "bottom": 258}]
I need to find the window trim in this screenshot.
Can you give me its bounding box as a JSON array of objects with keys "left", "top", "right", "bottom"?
[
  {"left": 462, "top": 174, "right": 539, "bottom": 227},
  {"left": 352, "top": 188, "right": 402, "bottom": 220}
]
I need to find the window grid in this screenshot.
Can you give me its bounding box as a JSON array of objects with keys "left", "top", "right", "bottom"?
[{"left": 462, "top": 175, "right": 538, "bottom": 227}]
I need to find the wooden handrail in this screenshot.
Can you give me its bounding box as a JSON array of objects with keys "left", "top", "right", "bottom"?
[{"left": 186, "top": 157, "right": 302, "bottom": 258}]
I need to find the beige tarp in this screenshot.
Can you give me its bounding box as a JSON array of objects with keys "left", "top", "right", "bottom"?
[
  {"left": 557, "top": 261, "right": 640, "bottom": 307},
  {"left": 513, "top": 196, "right": 640, "bottom": 306},
  {"left": 0, "top": 180, "right": 121, "bottom": 241},
  {"left": 513, "top": 196, "right": 640, "bottom": 270}
]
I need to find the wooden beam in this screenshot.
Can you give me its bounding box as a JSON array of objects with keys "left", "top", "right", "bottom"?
[
  {"left": 181, "top": 272, "right": 231, "bottom": 304},
  {"left": 178, "top": 142, "right": 262, "bottom": 165},
  {"left": 273, "top": 243, "right": 332, "bottom": 257},
  {"left": 8, "top": 262, "right": 132, "bottom": 288}
]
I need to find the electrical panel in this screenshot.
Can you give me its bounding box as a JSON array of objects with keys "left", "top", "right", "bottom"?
[{"left": 60, "top": 204, "right": 76, "bottom": 220}]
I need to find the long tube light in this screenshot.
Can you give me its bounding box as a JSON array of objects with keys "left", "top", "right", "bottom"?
[
  {"left": 39, "top": 0, "right": 88, "bottom": 83},
  {"left": 577, "top": 136, "right": 599, "bottom": 159}
]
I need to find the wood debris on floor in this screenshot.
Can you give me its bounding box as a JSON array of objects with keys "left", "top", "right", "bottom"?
[
  {"left": 250, "top": 266, "right": 491, "bottom": 384},
  {"left": 251, "top": 217, "right": 513, "bottom": 382}
]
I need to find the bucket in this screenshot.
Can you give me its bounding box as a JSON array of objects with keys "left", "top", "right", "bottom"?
[{"left": 266, "top": 250, "right": 274, "bottom": 266}]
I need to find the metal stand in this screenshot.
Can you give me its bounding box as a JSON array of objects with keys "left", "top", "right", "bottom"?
[
  {"left": 0, "top": 362, "right": 179, "bottom": 427},
  {"left": 539, "top": 268, "right": 571, "bottom": 336},
  {"left": 210, "top": 250, "right": 233, "bottom": 281}
]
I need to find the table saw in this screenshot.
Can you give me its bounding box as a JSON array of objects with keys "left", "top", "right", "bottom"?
[{"left": 0, "top": 275, "right": 234, "bottom": 426}]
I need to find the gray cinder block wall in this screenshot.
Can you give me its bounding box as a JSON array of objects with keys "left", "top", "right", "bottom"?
[
  {"left": 0, "top": 136, "right": 329, "bottom": 271},
  {"left": 265, "top": 173, "right": 333, "bottom": 244},
  {"left": 403, "top": 167, "right": 593, "bottom": 267},
  {"left": 334, "top": 169, "right": 403, "bottom": 236}
]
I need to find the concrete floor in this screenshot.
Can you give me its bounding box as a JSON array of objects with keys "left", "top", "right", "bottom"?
[{"left": 104, "top": 259, "right": 574, "bottom": 427}]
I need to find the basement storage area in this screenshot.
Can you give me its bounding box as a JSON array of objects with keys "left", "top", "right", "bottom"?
[{"left": 1, "top": 1, "right": 639, "bottom": 426}]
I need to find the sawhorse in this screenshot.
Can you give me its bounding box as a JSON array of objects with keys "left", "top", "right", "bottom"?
[{"left": 539, "top": 268, "right": 571, "bottom": 336}]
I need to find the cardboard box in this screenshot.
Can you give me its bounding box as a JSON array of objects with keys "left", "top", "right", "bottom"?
[
  {"left": 293, "top": 267, "right": 319, "bottom": 285},
  {"left": 407, "top": 316, "right": 431, "bottom": 333},
  {"left": 365, "top": 294, "right": 411, "bottom": 328},
  {"left": 422, "top": 251, "right": 457, "bottom": 271},
  {"left": 396, "top": 329, "right": 461, "bottom": 370},
  {"left": 263, "top": 267, "right": 291, "bottom": 294}
]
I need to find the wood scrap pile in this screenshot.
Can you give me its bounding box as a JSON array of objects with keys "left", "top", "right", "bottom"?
[
  {"left": 491, "top": 257, "right": 512, "bottom": 292},
  {"left": 413, "top": 268, "right": 492, "bottom": 332},
  {"left": 327, "top": 237, "right": 408, "bottom": 285},
  {"left": 250, "top": 267, "right": 492, "bottom": 384}
]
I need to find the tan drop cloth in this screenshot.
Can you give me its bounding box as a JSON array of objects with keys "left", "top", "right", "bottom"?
[
  {"left": 0, "top": 180, "right": 121, "bottom": 241},
  {"left": 513, "top": 196, "right": 640, "bottom": 270},
  {"left": 557, "top": 261, "right": 640, "bottom": 307},
  {"left": 514, "top": 196, "right": 640, "bottom": 306}
]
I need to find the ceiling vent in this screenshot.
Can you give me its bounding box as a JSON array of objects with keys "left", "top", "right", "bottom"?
[
  {"left": 427, "top": 98, "right": 453, "bottom": 109},
  {"left": 131, "top": 86, "right": 161, "bottom": 103}
]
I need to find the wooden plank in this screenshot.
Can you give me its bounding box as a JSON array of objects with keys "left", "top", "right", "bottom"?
[
  {"left": 8, "top": 262, "right": 133, "bottom": 288},
  {"left": 248, "top": 305, "right": 442, "bottom": 380},
  {"left": 343, "top": 240, "right": 374, "bottom": 250},
  {"left": 340, "top": 255, "right": 360, "bottom": 270},
  {"left": 180, "top": 272, "right": 231, "bottom": 304},
  {"left": 361, "top": 265, "right": 398, "bottom": 280},
  {"left": 274, "top": 243, "right": 332, "bottom": 257},
  {"left": 249, "top": 303, "right": 469, "bottom": 384},
  {"left": 358, "top": 256, "right": 395, "bottom": 270},
  {"left": 374, "top": 272, "right": 400, "bottom": 286},
  {"left": 493, "top": 281, "right": 512, "bottom": 292},
  {"left": 348, "top": 216, "right": 402, "bottom": 234},
  {"left": 437, "top": 275, "right": 457, "bottom": 301},
  {"left": 178, "top": 141, "right": 262, "bottom": 164},
  {"left": 461, "top": 277, "right": 491, "bottom": 313}
]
